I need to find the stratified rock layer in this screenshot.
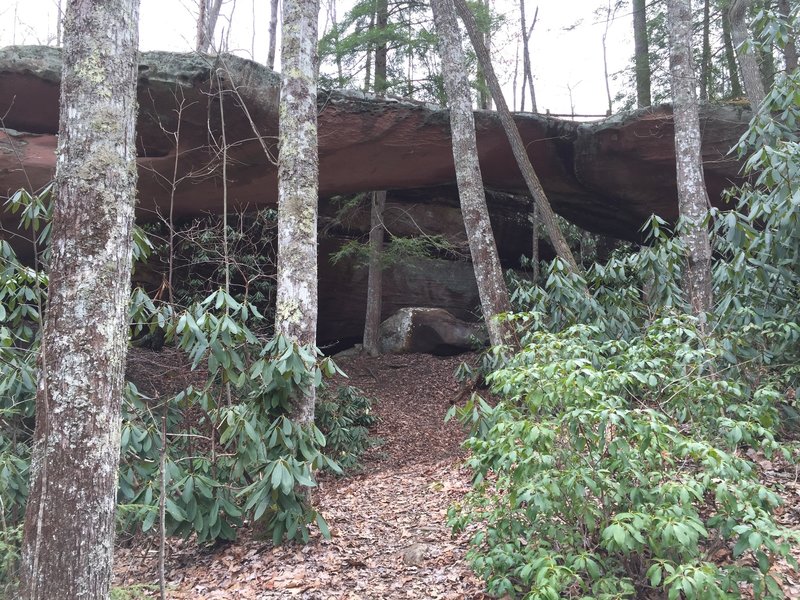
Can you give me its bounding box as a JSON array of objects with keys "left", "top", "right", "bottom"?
[{"left": 0, "top": 46, "right": 753, "bottom": 344}]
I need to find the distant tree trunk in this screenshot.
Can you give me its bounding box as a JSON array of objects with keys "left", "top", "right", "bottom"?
[
  {"left": 454, "top": 0, "right": 583, "bottom": 277},
  {"left": 55, "top": 0, "right": 63, "bottom": 46},
  {"left": 19, "top": 0, "right": 141, "bottom": 598},
  {"left": 633, "top": 0, "right": 652, "bottom": 107},
  {"left": 364, "top": 5, "right": 375, "bottom": 92},
  {"left": 759, "top": 39, "right": 776, "bottom": 91},
  {"left": 700, "top": 0, "right": 712, "bottom": 100},
  {"left": 721, "top": 7, "right": 744, "bottom": 97},
  {"left": 530, "top": 201, "right": 539, "bottom": 280},
  {"left": 267, "top": 0, "right": 279, "bottom": 69},
  {"left": 519, "top": 1, "right": 538, "bottom": 112},
  {"left": 778, "top": 0, "right": 798, "bottom": 72},
  {"left": 363, "top": 191, "right": 386, "bottom": 355},
  {"left": 729, "top": 0, "right": 767, "bottom": 108},
  {"left": 275, "top": 0, "right": 320, "bottom": 424},
  {"left": 363, "top": 0, "right": 389, "bottom": 356},
  {"left": 374, "top": 0, "right": 388, "bottom": 94},
  {"left": 601, "top": 0, "right": 616, "bottom": 115},
  {"left": 477, "top": 0, "right": 492, "bottom": 109},
  {"left": 777, "top": 0, "right": 797, "bottom": 71},
  {"left": 430, "top": 0, "right": 513, "bottom": 347},
  {"left": 667, "top": 0, "right": 713, "bottom": 316},
  {"left": 197, "top": 0, "right": 224, "bottom": 52}
]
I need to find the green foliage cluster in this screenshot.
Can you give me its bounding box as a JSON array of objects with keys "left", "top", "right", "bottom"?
[
  {"left": 0, "top": 201, "right": 378, "bottom": 581},
  {"left": 449, "top": 63, "right": 800, "bottom": 599},
  {"left": 316, "top": 385, "right": 380, "bottom": 470},
  {"left": 451, "top": 316, "right": 795, "bottom": 599}
]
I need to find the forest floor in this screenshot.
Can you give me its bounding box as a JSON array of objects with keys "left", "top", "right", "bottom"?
[
  {"left": 113, "top": 352, "right": 489, "bottom": 599},
  {"left": 113, "top": 349, "right": 800, "bottom": 599}
]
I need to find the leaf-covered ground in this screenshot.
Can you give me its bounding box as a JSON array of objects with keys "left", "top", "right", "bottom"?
[
  {"left": 114, "top": 352, "right": 489, "bottom": 599},
  {"left": 114, "top": 349, "right": 800, "bottom": 599}
]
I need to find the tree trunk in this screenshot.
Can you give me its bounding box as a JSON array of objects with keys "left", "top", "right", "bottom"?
[
  {"left": 700, "top": 0, "right": 712, "bottom": 100},
  {"left": 530, "top": 201, "right": 539, "bottom": 281},
  {"left": 729, "top": 0, "right": 767, "bottom": 108},
  {"left": 477, "top": 0, "right": 492, "bottom": 110},
  {"left": 759, "top": 38, "right": 776, "bottom": 91},
  {"left": 275, "top": 0, "right": 320, "bottom": 424},
  {"left": 778, "top": 0, "right": 798, "bottom": 72},
  {"left": 430, "top": 0, "right": 513, "bottom": 347},
  {"left": 197, "top": 0, "right": 224, "bottom": 53},
  {"left": 19, "top": 0, "right": 141, "bottom": 598},
  {"left": 363, "top": 0, "right": 389, "bottom": 356},
  {"left": 363, "top": 190, "right": 386, "bottom": 355},
  {"left": 601, "top": 0, "right": 615, "bottom": 115},
  {"left": 520, "top": 1, "right": 538, "bottom": 112},
  {"left": 667, "top": 0, "right": 713, "bottom": 317},
  {"left": 722, "top": 7, "right": 744, "bottom": 97},
  {"left": 267, "top": 0, "right": 279, "bottom": 69},
  {"left": 453, "top": 0, "right": 583, "bottom": 277},
  {"left": 632, "top": 0, "right": 652, "bottom": 107}
]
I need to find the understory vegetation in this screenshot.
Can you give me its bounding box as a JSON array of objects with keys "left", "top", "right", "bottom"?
[
  {"left": 0, "top": 196, "right": 378, "bottom": 585},
  {"left": 449, "top": 69, "right": 800, "bottom": 598}
]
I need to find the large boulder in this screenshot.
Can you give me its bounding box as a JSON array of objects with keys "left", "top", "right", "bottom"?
[{"left": 378, "top": 308, "right": 488, "bottom": 356}]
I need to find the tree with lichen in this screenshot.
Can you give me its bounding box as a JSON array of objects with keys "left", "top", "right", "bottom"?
[
  {"left": 18, "top": 0, "right": 141, "bottom": 598},
  {"left": 275, "top": 0, "right": 320, "bottom": 424},
  {"left": 430, "top": 0, "right": 513, "bottom": 347},
  {"left": 667, "top": 0, "right": 713, "bottom": 317}
]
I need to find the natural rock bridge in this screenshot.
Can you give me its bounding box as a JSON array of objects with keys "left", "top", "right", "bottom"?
[{"left": 0, "top": 45, "right": 753, "bottom": 345}]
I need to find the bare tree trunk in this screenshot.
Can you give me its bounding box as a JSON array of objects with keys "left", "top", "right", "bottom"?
[
  {"left": 530, "top": 201, "right": 539, "bottom": 281},
  {"left": 700, "top": 0, "right": 712, "bottom": 100},
  {"left": 722, "top": 7, "right": 744, "bottom": 97},
  {"left": 601, "top": 0, "right": 615, "bottom": 115},
  {"left": 454, "top": 0, "right": 583, "bottom": 277},
  {"left": 19, "top": 0, "right": 141, "bottom": 598},
  {"left": 55, "top": 0, "right": 63, "bottom": 46},
  {"left": 197, "top": 0, "right": 224, "bottom": 53},
  {"left": 520, "top": 1, "right": 537, "bottom": 112},
  {"left": 268, "top": 0, "right": 279, "bottom": 69},
  {"left": 363, "top": 190, "right": 386, "bottom": 355},
  {"left": 759, "top": 39, "right": 776, "bottom": 91},
  {"left": 477, "top": 0, "right": 492, "bottom": 110},
  {"left": 778, "top": 0, "right": 798, "bottom": 72},
  {"left": 667, "top": 0, "right": 713, "bottom": 317},
  {"left": 364, "top": 4, "right": 375, "bottom": 92},
  {"left": 729, "top": 0, "right": 767, "bottom": 108},
  {"left": 276, "top": 0, "right": 320, "bottom": 424},
  {"left": 633, "top": 0, "right": 652, "bottom": 107},
  {"left": 363, "top": 0, "right": 389, "bottom": 356},
  {"left": 430, "top": 0, "right": 513, "bottom": 347}
]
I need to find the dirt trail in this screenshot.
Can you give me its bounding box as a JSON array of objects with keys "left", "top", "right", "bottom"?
[{"left": 114, "top": 353, "right": 487, "bottom": 599}]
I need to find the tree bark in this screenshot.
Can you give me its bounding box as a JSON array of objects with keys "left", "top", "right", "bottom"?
[
  {"left": 722, "top": 7, "right": 744, "bottom": 97},
  {"left": 19, "top": 0, "right": 141, "bottom": 598},
  {"left": 632, "top": 0, "right": 652, "bottom": 107},
  {"left": 519, "top": 1, "right": 538, "bottom": 112},
  {"left": 778, "top": 0, "right": 798, "bottom": 72},
  {"left": 667, "top": 0, "right": 713, "bottom": 317},
  {"left": 196, "top": 0, "right": 224, "bottom": 53},
  {"left": 267, "top": 0, "right": 279, "bottom": 69},
  {"left": 430, "top": 0, "right": 513, "bottom": 347},
  {"left": 363, "top": 0, "right": 389, "bottom": 356},
  {"left": 363, "top": 190, "right": 386, "bottom": 355},
  {"left": 729, "top": 0, "right": 767, "bottom": 108},
  {"left": 700, "top": 0, "right": 712, "bottom": 100},
  {"left": 453, "top": 0, "right": 583, "bottom": 277},
  {"left": 275, "top": 0, "right": 320, "bottom": 424},
  {"left": 530, "top": 201, "right": 539, "bottom": 281},
  {"left": 601, "top": 0, "right": 615, "bottom": 115}
]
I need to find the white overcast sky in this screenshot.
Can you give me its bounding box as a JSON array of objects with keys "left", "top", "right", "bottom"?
[{"left": 0, "top": 0, "right": 633, "bottom": 116}]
